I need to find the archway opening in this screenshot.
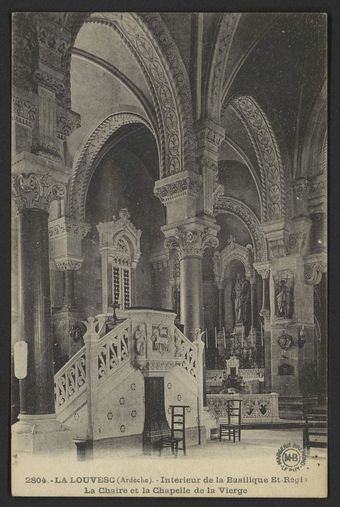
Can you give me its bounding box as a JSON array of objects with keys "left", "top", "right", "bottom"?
[{"left": 73, "top": 123, "right": 165, "bottom": 318}]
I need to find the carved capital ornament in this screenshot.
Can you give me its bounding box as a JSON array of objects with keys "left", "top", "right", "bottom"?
[
  {"left": 164, "top": 225, "right": 219, "bottom": 259},
  {"left": 12, "top": 173, "right": 66, "bottom": 212}
]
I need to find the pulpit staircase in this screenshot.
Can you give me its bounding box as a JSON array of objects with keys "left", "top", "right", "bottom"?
[
  {"left": 53, "top": 310, "right": 210, "bottom": 446},
  {"left": 54, "top": 317, "right": 130, "bottom": 426}
]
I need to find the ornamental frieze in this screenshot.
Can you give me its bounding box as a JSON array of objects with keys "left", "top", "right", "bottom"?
[
  {"left": 54, "top": 258, "right": 83, "bottom": 271},
  {"left": 56, "top": 106, "right": 81, "bottom": 140},
  {"left": 48, "top": 218, "right": 90, "bottom": 239},
  {"left": 31, "top": 141, "right": 61, "bottom": 163},
  {"left": 37, "top": 19, "right": 71, "bottom": 73},
  {"left": 12, "top": 94, "right": 38, "bottom": 128},
  {"left": 154, "top": 172, "right": 202, "bottom": 205},
  {"left": 33, "top": 69, "right": 65, "bottom": 94}
]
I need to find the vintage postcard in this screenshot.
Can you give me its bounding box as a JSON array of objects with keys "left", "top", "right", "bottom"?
[{"left": 11, "top": 12, "right": 327, "bottom": 498}]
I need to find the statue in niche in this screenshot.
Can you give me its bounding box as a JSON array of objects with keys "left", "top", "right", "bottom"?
[
  {"left": 276, "top": 279, "right": 292, "bottom": 319},
  {"left": 232, "top": 272, "right": 249, "bottom": 324},
  {"left": 134, "top": 324, "right": 146, "bottom": 357}
]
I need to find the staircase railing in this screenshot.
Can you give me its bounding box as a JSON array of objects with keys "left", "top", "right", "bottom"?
[
  {"left": 54, "top": 317, "right": 130, "bottom": 415},
  {"left": 174, "top": 327, "right": 199, "bottom": 381},
  {"left": 54, "top": 346, "right": 87, "bottom": 413},
  {"left": 97, "top": 320, "right": 130, "bottom": 383}
]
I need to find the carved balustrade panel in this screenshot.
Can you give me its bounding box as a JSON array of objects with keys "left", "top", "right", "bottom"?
[
  {"left": 54, "top": 346, "right": 86, "bottom": 412},
  {"left": 174, "top": 327, "right": 198, "bottom": 380},
  {"left": 97, "top": 321, "right": 130, "bottom": 383}
]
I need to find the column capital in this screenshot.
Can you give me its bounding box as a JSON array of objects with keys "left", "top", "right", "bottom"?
[
  {"left": 48, "top": 216, "right": 91, "bottom": 271},
  {"left": 12, "top": 172, "right": 65, "bottom": 213},
  {"left": 12, "top": 152, "right": 70, "bottom": 212},
  {"left": 253, "top": 262, "right": 271, "bottom": 279},
  {"left": 162, "top": 218, "right": 220, "bottom": 259}
]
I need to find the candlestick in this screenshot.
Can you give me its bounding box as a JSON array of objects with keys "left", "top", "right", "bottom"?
[
  {"left": 205, "top": 328, "right": 208, "bottom": 349},
  {"left": 215, "top": 327, "right": 217, "bottom": 348},
  {"left": 223, "top": 327, "right": 226, "bottom": 348}
]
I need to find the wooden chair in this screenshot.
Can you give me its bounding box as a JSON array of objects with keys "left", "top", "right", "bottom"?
[
  {"left": 303, "top": 405, "right": 327, "bottom": 454},
  {"left": 219, "top": 399, "right": 242, "bottom": 443},
  {"left": 158, "top": 405, "right": 189, "bottom": 456}
]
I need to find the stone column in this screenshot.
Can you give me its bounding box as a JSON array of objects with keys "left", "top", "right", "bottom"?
[
  {"left": 217, "top": 284, "right": 224, "bottom": 331},
  {"left": 101, "top": 249, "right": 109, "bottom": 314},
  {"left": 62, "top": 269, "right": 75, "bottom": 308},
  {"left": 12, "top": 163, "right": 72, "bottom": 454},
  {"left": 254, "top": 263, "right": 271, "bottom": 391},
  {"left": 248, "top": 275, "right": 258, "bottom": 345},
  {"left": 163, "top": 219, "right": 219, "bottom": 341},
  {"left": 49, "top": 217, "right": 90, "bottom": 363},
  {"left": 154, "top": 164, "right": 220, "bottom": 409},
  {"left": 180, "top": 256, "right": 203, "bottom": 339}
]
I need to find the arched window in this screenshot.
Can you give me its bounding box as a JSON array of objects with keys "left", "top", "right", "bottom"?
[
  {"left": 97, "top": 209, "right": 141, "bottom": 313},
  {"left": 111, "top": 236, "right": 131, "bottom": 310}
]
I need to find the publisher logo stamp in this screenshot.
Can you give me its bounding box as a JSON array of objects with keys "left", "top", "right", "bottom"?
[{"left": 276, "top": 443, "right": 306, "bottom": 471}]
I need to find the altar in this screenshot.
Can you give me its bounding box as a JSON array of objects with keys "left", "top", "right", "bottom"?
[
  {"left": 205, "top": 356, "right": 279, "bottom": 425},
  {"left": 206, "top": 393, "right": 280, "bottom": 425},
  {"left": 206, "top": 368, "right": 265, "bottom": 394}
]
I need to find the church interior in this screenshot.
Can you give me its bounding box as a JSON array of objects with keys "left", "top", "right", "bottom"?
[{"left": 11, "top": 12, "right": 327, "bottom": 458}]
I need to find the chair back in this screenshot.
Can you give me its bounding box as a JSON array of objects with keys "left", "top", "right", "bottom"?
[{"left": 227, "top": 399, "right": 242, "bottom": 425}]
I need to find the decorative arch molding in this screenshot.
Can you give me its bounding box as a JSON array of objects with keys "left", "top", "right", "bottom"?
[
  {"left": 226, "top": 95, "right": 286, "bottom": 221},
  {"left": 213, "top": 241, "right": 253, "bottom": 288},
  {"left": 299, "top": 79, "right": 327, "bottom": 179},
  {"left": 77, "top": 12, "right": 195, "bottom": 178},
  {"left": 205, "top": 13, "right": 241, "bottom": 121},
  {"left": 214, "top": 196, "right": 268, "bottom": 262},
  {"left": 68, "top": 112, "right": 156, "bottom": 220}
]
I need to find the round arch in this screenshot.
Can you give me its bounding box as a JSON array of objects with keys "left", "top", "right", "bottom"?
[
  {"left": 65, "top": 12, "right": 195, "bottom": 179},
  {"left": 68, "top": 112, "right": 157, "bottom": 220},
  {"left": 214, "top": 196, "right": 268, "bottom": 262},
  {"left": 225, "top": 95, "right": 287, "bottom": 221}
]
